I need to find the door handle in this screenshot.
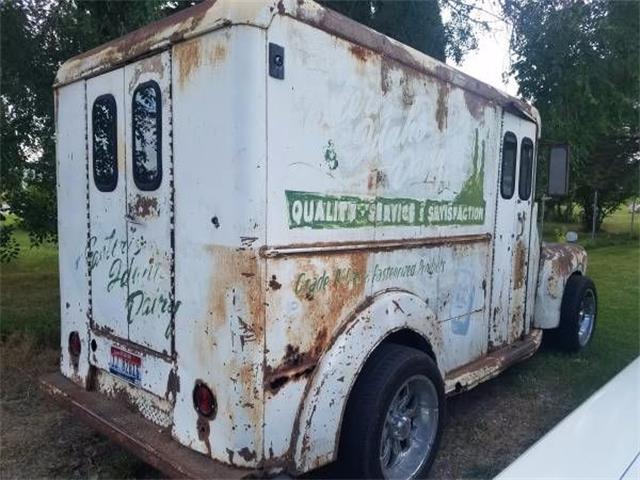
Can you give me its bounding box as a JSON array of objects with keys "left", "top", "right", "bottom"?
[{"left": 516, "top": 212, "right": 525, "bottom": 238}]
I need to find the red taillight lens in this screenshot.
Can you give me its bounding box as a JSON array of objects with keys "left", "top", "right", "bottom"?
[
  {"left": 193, "top": 381, "right": 216, "bottom": 418},
  {"left": 68, "top": 331, "right": 81, "bottom": 357}
]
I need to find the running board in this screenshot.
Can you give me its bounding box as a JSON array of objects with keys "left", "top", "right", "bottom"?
[{"left": 444, "top": 329, "right": 543, "bottom": 395}]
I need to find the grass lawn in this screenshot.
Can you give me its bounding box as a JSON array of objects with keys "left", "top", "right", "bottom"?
[
  {"left": 0, "top": 230, "right": 59, "bottom": 346},
  {"left": 543, "top": 203, "right": 640, "bottom": 246},
  {"left": 511, "top": 240, "right": 639, "bottom": 400}
]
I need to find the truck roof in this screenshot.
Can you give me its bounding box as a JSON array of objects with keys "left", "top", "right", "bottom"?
[{"left": 55, "top": 0, "right": 540, "bottom": 125}]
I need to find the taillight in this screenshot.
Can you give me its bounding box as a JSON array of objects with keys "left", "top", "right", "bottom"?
[
  {"left": 68, "top": 331, "right": 81, "bottom": 357},
  {"left": 193, "top": 381, "right": 217, "bottom": 418}
]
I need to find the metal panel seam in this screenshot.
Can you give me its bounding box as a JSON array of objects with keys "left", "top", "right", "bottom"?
[
  {"left": 522, "top": 121, "right": 539, "bottom": 330},
  {"left": 169, "top": 48, "right": 177, "bottom": 357},
  {"left": 262, "top": 27, "right": 270, "bottom": 468},
  {"left": 487, "top": 109, "right": 506, "bottom": 345},
  {"left": 84, "top": 80, "right": 93, "bottom": 333}
]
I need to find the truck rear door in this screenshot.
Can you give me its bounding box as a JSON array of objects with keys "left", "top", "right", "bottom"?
[
  {"left": 124, "top": 53, "right": 175, "bottom": 354},
  {"left": 87, "top": 70, "right": 129, "bottom": 341},
  {"left": 87, "top": 51, "right": 175, "bottom": 364}
]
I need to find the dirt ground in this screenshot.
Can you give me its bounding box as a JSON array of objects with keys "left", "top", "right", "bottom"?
[{"left": 0, "top": 336, "right": 579, "bottom": 480}]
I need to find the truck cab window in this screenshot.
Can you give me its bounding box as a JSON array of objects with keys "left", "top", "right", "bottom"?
[
  {"left": 92, "top": 95, "right": 118, "bottom": 192},
  {"left": 132, "top": 81, "right": 162, "bottom": 191},
  {"left": 501, "top": 132, "right": 517, "bottom": 199},
  {"left": 519, "top": 138, "right": 534, "bottom": 200}
]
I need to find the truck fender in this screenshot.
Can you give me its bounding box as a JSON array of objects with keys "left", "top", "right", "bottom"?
[
  {"left": 533, "top": 243, "right": 588, "bottom": 329},
  {"left": 290, "top": 289, "right": 442, "bottom": 473}
]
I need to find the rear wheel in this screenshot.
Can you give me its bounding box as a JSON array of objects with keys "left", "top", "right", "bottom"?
[
  {"left": 339, "top": 343, "right": 445, "bottom": 479},
  {"left": 556, "top": 275, "right": 597, "bottom": 351}
]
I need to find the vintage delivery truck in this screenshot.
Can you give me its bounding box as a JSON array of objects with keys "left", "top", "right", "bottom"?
[{"left": 43, "top": 0, "right": 598, "bottom": 478}]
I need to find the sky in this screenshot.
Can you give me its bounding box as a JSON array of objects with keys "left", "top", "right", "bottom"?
[{"left": 452, "top": 2, "right": 519, "bottom": 97}]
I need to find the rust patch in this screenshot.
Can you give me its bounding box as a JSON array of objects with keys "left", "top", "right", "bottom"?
[
  {"left": 205, "top": 246, "right": 264, "bottom": 342},
  {"left": 511, "top": 304, "right": 523, "bottom": 341},
  {"left": 202, "top": 245, "right": 265, "bottom": 435},
  {"left": 435, "top": 80, "right": 450, "bottom": 131},
  {"left": 165, "top": 369, "right": 180, "bottom": 401},
  {"left": 58, "top": 0, "right": 214, "bottom": 86},
  {"left": 264, "top": 325, "right": 331, "bottom": 394},
  {"left": 237, "top": 447, "right": 257, "bottom": 462},
  {"left": 196, "top": 417, "right": 211, "bottom": 456},
  {"left": 277, "top": 0, "right": 285, "bottom": 15},
  {"left": 349, "top": 44, "right": 372, "bottom": 63},
  {"left": 513, "top": 240, "right": 527, "bottom": 290},
  {"left": 446, "top": 330, "right": 542, "bottom": 394},
  {"left": 128, "top": 54, "right": 164, "bottom": 93},
  {"left": 381, "top": 56, "right": 423, "bottom": 103},
  {"left": 176, "top": 40, "right": 201, "bottom": 89},
  {"left": 541, "top": 242, "right": 585, "bottom": 278},
  {"left": 290, "top": 2, "right": 537, "bottom": 125},
  {"left": 264, "top": 343, "right": 317, "bottom": 394},
  {"left": 367, "top": 170, "right": 378, "bottom": 192},
  {"left": 225, "top": 448, "right": 235, "bottom": 464},
  {"left": 268, "top": 275, "right": 282, "bottom": 290},
  {"left": 401, "top": 73, "right": 415, "bottom": 106},
  {"left": 265, "top": 251, "right": 368, "bottom": 395},
  {"left": 380, "top": 57, "right": 391, "bottom": 94},
  {"left": 240, "top": 236, "right": 258, "bottom": 248},
  {"left": 210, "top": 43, "right": 227, "bottom": 65},
  {"left": 464, "top": 89, "right": 486, "bottom": 121},
  {"left": 131, "top": 194, "right": 159, "bottom": 218},
  {"left": 92, "top": 323, "right": 115, "bottom": 337},
  {"left": 262, "top": 233, "right": 491, "bottom": 258}
]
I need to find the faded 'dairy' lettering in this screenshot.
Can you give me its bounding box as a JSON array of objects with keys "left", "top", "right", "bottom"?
[{"left": 74, "top": 229, "right": 181, "bottom": 339}]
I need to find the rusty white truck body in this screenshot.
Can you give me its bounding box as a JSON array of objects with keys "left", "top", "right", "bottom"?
[{"left": 45, "top": 0, "right": 591, "bottom": 477}]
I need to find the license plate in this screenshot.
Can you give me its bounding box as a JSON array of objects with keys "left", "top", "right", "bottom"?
[{"left": 109, "top": 346, "right": 142, "bottom": 385}]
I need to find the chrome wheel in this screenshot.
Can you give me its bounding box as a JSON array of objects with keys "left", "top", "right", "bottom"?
[
  {"left": 379, "top": 375, "right": 439, "bottom": 479},
  {"left": 577, "top": 288, "right": 596, "bottom": 347}
]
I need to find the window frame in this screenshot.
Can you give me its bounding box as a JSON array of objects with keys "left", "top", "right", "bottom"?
[
  {"left": 518, "top": 137, "right": 534, "bottom": 201},
  {"left": 91, "top": 94, "right": 118, "bottom": 193},
  {"left": 500, "top": 131, "right": 518, "bottom": 200},
  {"left": 131, "top": 80, "right": 162, "bottom": 191}
]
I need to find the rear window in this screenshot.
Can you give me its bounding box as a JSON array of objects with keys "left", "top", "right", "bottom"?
[
  {"left": 519, "top": 138, "right": 534, "bottom": 200},
  {"left": 92, "top": 95, "right": 118, "bottom": 192},
  {"left": 501, "top": 132, "right": 517, "bottom": 199},
  {"left": 132, "top": 81, "right": 162, "bottom": 191}
]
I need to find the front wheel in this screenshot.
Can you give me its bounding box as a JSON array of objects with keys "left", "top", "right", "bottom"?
[
  {"left": 556, "top": 275, "right": 598, "bottom": 351},
  {"left": 339, "top": 343, "right": 445, "bottom": 479}
]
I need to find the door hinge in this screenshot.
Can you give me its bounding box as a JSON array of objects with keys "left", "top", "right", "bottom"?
[{"left": 269, "top": 43, "right": 285, "bottom": 80}]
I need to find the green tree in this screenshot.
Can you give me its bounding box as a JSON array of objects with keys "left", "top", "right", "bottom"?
[
  {"left": 320, "top": 1, "right": 447, "bottom": 61},
  {"left": 319, "top": 0, "right": 485, "bottom": 63},
  {"left": 1, "top": 0, "right": 166, "bottom": 261},
  {"left": 504, "top": 0, "right": 639, "bottom": 230}
]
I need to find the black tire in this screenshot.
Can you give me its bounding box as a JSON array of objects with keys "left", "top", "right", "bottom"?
[
  {"left": 556, "top": 275, "right": 597, "bottom": 351},
  {"left": 338, "top": 343, "right": 445, "bottom": 479}
]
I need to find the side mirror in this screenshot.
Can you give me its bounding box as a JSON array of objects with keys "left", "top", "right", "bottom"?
[{"left": 548, "top": 144, "right": 570, "bottom": 197}]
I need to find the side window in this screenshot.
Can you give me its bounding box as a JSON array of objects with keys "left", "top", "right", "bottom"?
[
  {"left": 501, "top": 132, "right": 517, "bottom": 199},
  {"left": 92, "top": 95, "right": 118, "bottom": 192},
  {"left": 519, "top": 138, "right": 534, "bottom": 200},
  {"left": 132, "top": 81, "right": 162, "bottom": 191}
]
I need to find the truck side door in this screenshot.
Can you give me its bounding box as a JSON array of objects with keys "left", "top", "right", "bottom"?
[{"left": 490, "top": 112, "right": 537, "bottom": 347}]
